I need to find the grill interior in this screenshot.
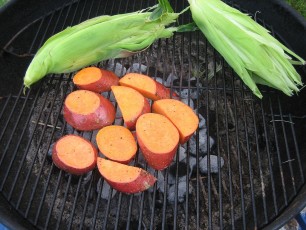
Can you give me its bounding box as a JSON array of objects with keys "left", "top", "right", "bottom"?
[{"left": 1, "top": 0, "right": 306, "bottom": 229}]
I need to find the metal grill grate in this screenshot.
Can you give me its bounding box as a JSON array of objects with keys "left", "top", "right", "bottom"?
[{"left": 0, "top": 0, "right": 306, "bottom": 229}]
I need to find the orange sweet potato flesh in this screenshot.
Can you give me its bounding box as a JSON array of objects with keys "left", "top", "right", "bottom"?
[
  {"left": 111, "top": 86, "right": 150, "bottom": 130},
  {"left": 63, "top": 90, "right": 115, "bottom": 131},
  {"left": 97, "top": 158, "right": 157, "bottom": 194},
  {"left": 119, "top": 73, "right": 178, "bottom": 100},
  {"left": 73, "top": 67, "right": 119, "bottom": 93},
  {"left": 136, "top": 113, "right": 179, "bottom": 170},
  {"left": 52, "top": 135, "right": 98, "bottom": 175},
  {"left": 96, "top": 125, "right": 137, "bottom": 164},
  {"left": 152, "top": 99, "right": 199, "bottom": 144}
]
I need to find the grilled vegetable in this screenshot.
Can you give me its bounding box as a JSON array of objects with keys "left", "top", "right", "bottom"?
[
  {"left": 119, "top": 73, "right": 179, "bottom": 100},
  {"left": 111, "top": 86, "right": 150, "bottom": 130},
  {"left": 96, "top": 125, "right": 137, "bottom": 164},
  {"left": 188, "top": 0, "right": 305, "bottom": 98},
  {"left": 73, "top": 67, "right": 119, "bottom": 93},
  {"left": 136, "top": 113, "right": 179, "bottom": 170},
  {"left": 52, "top": 135, "right": 98, "bottom": 175},
  {"left": 152, "top": 99, "right": 199, "bottom": 144},
  {"left": 23, "top": 0, "right": 180, "bottom": 89},
  {"left": 63, "top": 90, "right": 115, "bottom": 131},
  {"left": 97, "top": 157, "right": 157, "bottom": 194}
]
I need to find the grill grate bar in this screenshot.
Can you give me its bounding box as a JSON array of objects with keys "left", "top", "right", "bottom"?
[
  {"left": 221, "top": 60, "right": 235, "bottom": 229},
  {"left": 101, "top": 177, "right": 113, "bottom": 230},
  {"left": 184, "top": 30, "right": 194, "bottom": 230},
  {"left": 277, "top": 97, "right": 297, "bottom": 195},
  {"left": 24, "top": 75, "right": 68, "bottom": 217},
  {"left": 0, "top": 87, "right": 33, "bottom": 190},
  {"left": 79, "top": 167, "right": 95, "bottom": 230},
  {"left": 67, "top": 176, "right": 83, "bottom": 229},
  {"left": 241, "top": 87, "right": 258, "bottom": 226},
  {"left": 0, "top": 1, "right": 305, "bottom": 229},
  {"left": 44, "top": 170, "right": 63, "bottom": 229},
  {"left": 268, "top": 96, "right": 288, "bottom": 206},
  {"left": 149, "top": 171, "right": 158, "bottom": 230},
  {"left": 55, "top": 174, "right": 72, "bottom": 229},
  {"left": 32, "top": 97, "right": 70, "bottom": 226},
  {"left": 260, "top": 99, "right": 278, "bottom": 216},
  {"left": 195, "top": 31, "right": 201, "bottom": 230},
  {"left": 0, "top": 82, "right": 24, "bottom": 144},
  {"left": 231, "top": 70, "right": 246, "bottom": 229},
  {"left": 4, "top": 83, "right": 43, "bottom": 201},
  {"left": 251, "top": 94, "right": 268, "bottom": 224},
  {"left": 114, "top": 193, "right": 123, "bottom": 230},
  {"left": 214, "top": 50, "right": 223, "bottom": 229},
  {"left": 0, "top": 94, "right": 11, "bottom": 121},
  {"left": 289, "top": 114, "right": 305, "bottom": 184},
  {"left": 0, "top": 86, "right": 31, "bottom": 169},
  {"left": 205, "top": 39, "right": 213, "bottom": 230}
]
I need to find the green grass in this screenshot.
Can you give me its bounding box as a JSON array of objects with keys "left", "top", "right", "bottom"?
[
  {"left": 0, "top": 0, "right": 9, "bottom": 8},
  {"left": 285, "top": 0, "right": 306, "bottom": 18}
]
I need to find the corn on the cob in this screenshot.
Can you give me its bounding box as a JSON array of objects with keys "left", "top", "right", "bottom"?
[
  {"left": 188, "top": 0, "right": 305, "bottom": 98},
  {"left": 23, "top": 1, "right": 179, "bottom": 88}
]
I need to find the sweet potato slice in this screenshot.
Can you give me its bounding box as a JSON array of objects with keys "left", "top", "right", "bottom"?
[
  {"left": 111, "top": 86, "right": 150, "bottom": 130},
  {"left": 73, "top": 67, "right": 119, "bottom": 93},
  {"left": 63, "top": 90, "right": 115, "bottom": 131},
  {"left": 119, "top": 73, "right": 178, "bottom": 100},
  {"left": 97, "top": 158, "right": 156, "bottom": 194},
  {"left": 136, "top": 113, "right": 179, "bottom": 170},
  {"left": 52, "top": 135, "right": 97, "bottom": 175},
  {"left": 96, "top": 125, "right": 137, "bottom": 164},
  {"left": 152, "top": 99, "right": 199, "bottom": 144}
]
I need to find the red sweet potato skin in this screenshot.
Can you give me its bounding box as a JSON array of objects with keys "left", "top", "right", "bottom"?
[
  {"left": 137, "top": 134, "right": 178, "bottom": 170},
  {"left": 155, "top": 81, "right": 179, "bottom": 100},
  {"left": 52, "top": 135, "right": 98, "bottom": 175},
  {"left": 75, "top": 69, "right": 119, "bottom": 93},
  {"left": 63, "top": 94, "right": 115, "bottom": 131},
  {"left": 124, "top": 98, "right": 151, "bottom": 130},
  {"left": 105, "top": 169, "right": 157, "bottom": 194}
]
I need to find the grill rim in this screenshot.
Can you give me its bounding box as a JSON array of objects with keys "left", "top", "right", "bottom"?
[{"left": 0, "top": 0, "right": 306, "bottom": 229}]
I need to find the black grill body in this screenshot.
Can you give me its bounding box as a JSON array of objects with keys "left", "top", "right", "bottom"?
[{"left": 0, "top": 0, "right": 306, "bottom": 229}]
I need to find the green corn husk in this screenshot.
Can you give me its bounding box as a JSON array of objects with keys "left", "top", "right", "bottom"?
[
  {"left": 188, "top": 0, "right": 305, "bottom": 98},
  {"left": 23, "top": 1, "right": 179, "bottom": 88}
]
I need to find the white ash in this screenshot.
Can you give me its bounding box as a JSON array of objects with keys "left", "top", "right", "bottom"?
[
  {"left": 165, "top": 73, "right": 178, "bottom": 87},
  {"left": 177, "top": 89, "right": 189, "bottom": 99},
  {"left": 83, "top": 171, "right": 93, "bottom": 185},
  {"left": 187, "top": 156, "right": 198, "bottom": 177},
  {"left": 126, "top": 63, "right": 147, "bottom": 74},
  {"left": 137, "top": 150, "right": 148, "bottom": 166},
  {"left": 167, "top": 162, "right": 188, "bottom": 185},
  {"left": 167, "top": 181, "right": 193, "bottom": 204},
  {"left": 102, "top": 91, "right": 116, "bottom": 102},
  {"left": 198, "top": 113, "right": 206, "bottom": 129},
  {"left": 106, "top": 59, "right": 126, "bottom": 77},
  {"left": 147, "top": 168, "right": 165, "bottom": 193},
  {"left": 97, "top": 179, "right": 117, "bottom": 200},
  {"left": 173, "top": 146, "right": 187, "bottom": 162},
  {"left": 180, "top": 98, "right": 194, "bottom": 110},
  {"left": 168, "top": 174, "right": 187, "bottom": 186},
  {"left": 82, "top": 131, "right": 92, "bottom": 141},
  {"left": 189, "top": 129, "right": 214, "bottom": 156},
  {"left": 115, "top": 106, "right": 122, "bottom": 118},
  {"left": 177, "top": 88, "right": 198, "bottom": 100},
  {"left": 64, "top": 124, "right": 74, "bottom": 134},
  {"left": 199, "top": 155, "right": 224, "bottom": 174},
  {"left": 154, "top": 77, "right": 165, "bottom": 85},
  {"left": 91, "top": 130, "right": 99, "bottom": 146}
]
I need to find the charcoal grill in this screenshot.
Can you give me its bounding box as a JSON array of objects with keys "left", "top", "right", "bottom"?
[{"left": 1, "top": 0, "right": 306, "bottom": 229}]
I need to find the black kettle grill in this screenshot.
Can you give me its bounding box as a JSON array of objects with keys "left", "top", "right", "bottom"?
[{"left": 0, "top": 0, "right": 306, "bottom": 229}]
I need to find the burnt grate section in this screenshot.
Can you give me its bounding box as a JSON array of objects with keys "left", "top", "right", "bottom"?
[{"left": 0, "top": 0, "right": 306, "bottom": 229}]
